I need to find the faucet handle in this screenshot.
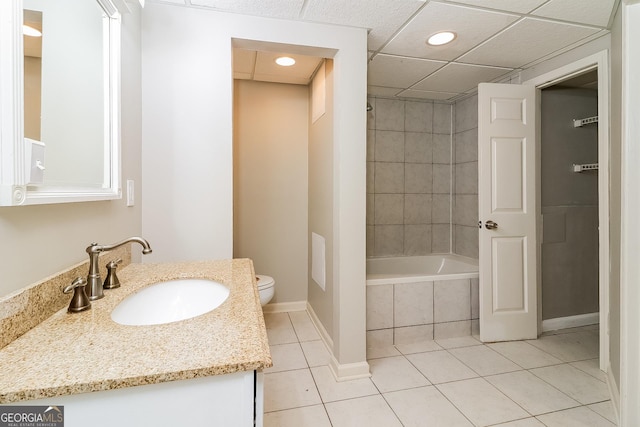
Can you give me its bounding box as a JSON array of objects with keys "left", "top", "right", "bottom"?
[
  {"left": 63, "top": 277, "right": 91, "bottom": 313},
  {"left": 103, "top": 258, "right": 122, "bottom": 289}
]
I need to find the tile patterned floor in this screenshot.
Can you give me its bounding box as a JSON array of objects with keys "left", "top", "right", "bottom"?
[{"left": 263, "top": 311, "right": 617, "bottom": 427}]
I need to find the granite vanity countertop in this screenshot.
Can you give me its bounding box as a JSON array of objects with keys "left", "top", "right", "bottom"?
[{"left": 0, "top": 258, "right": 272, "bottom": 403}]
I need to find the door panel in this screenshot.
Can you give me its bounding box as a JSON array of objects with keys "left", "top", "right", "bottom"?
[
  {"left": 479, "top": 83, "right": 537, "bottom": 342},
  {"left": 492, "top": 138, "right": 525, "bottom": 212},
  {"left": 492, "top": 237, "right": 526, "bottom": 312}
]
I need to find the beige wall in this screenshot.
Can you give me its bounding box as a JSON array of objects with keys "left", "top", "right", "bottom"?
[
  {"left": 308, "top": 60, "right": 335, "bottom": 339},
  {"left": 0, "top": 8, "right": 143, "bottom": 298},
  {"left": 142, "top": 4, "right": 368, "bottom": 372},
  {"left": 233, "top": 80, "right": 309, "bottom": 303}
]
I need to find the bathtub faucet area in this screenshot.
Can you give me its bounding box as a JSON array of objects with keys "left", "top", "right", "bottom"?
[{"left": 85, "top": 237, "right": 152, "bottom": 300}]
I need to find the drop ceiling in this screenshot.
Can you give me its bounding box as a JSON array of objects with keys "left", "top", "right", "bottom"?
[{"left": 148, "top": 0, "right": 619, "bottom": 102}]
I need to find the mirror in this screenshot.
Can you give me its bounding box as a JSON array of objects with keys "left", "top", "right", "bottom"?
[{"left": 0, "top": 0, "right": 122, "bottom": 206}]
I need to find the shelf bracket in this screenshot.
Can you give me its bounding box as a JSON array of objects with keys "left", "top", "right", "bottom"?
[
  {"left": 573, "top": 116, "right": 599, "bottom": 127},
  {"left": 572, "top": 163, "right": 599, "bottom": 173}
]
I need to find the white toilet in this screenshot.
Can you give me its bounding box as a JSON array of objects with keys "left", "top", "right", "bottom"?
[{"left": 256, "top": 275, "right": 275, "bottom": 306}]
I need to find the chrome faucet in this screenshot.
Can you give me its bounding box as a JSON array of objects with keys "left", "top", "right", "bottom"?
[{"left": 86, "top": 237, "right": 152, "bottom": 300}]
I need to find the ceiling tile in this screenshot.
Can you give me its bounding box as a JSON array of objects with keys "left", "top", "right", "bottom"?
[
  {"left": 367, "top": 86, "right": 403, "bottom": 97},
  {"left": 380, "top": 2, "right": 518, "bottom": 61},
  {"left": 302, "top": 0, "right": 426, "bottom": 51},
  {"left": 190, "top": 0, "right": 305, "bottom": 19},
  {"left": 396, "top": 89, "right": 459, "bottom": 100},
  {"left": 440, "top": 0, "right": 547, "bottom": 14},
  {"left": 458, "top": 18, "right": 601, "bottom": 68},
  {"left": 152, "top": 0, "right": 616, "bottom": 101},
  {"left": 368, "top": 54, "right": 446, "bottom": 88},
  {"left": 254, "top": 52, "right": 322, "bottom": 83},
  {"left": 531, "top": 0, "right": 617, "bottom": 27},
  {"left": 412, "top": 62, "right": 512, "bottom": 93}
]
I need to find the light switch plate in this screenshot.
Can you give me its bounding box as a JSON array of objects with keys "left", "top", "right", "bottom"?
[{"left": 126, "top": 180, "right": 135, "bottom": 206}]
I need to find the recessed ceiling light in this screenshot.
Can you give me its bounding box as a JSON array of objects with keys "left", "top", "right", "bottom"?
[
  {"left": 427, "top": 31, "right": 456, "bottom": 46},
  {"left": 23, "top": 24, "right": 41, "bottom": 37},
  {"left": 275, "top": 56, "right": 296, "bottom": 67}
]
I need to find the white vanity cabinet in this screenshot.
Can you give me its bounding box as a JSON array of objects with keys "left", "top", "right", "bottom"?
[{"left": 24, "top": 370, "right": 265, "bottom": 427}]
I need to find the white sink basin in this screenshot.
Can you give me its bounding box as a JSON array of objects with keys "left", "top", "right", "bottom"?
[{"left": 111, "top": 279, "right": 230, "bottom": 326}]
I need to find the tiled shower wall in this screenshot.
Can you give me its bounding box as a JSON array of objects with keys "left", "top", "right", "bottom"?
[
  {"left": 367, "top": 97, "right": 453, "bottom": 257},
  {"left": 453, "top": 95, "right": 479, "bottom": 259}
]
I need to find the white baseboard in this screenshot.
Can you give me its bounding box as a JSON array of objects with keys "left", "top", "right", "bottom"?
[
  {"left": 607, "top": 362, "right": 621, "bottom": 426},
  {"left": 306, "top": 303, "right": 370, "bottom": 381},
  {"left": 262, "top": 300, "right": 307, "bottom": 314},
  {"left": 306, "top": 302, "right": 334, "bottom": 350},
  {"left": 329, "top": 356, "right": 371, "bottom": 382},
  {"left": 269, "top": 301, "right": 370, "bottom": 381},
  {"left": 541, "top": 312, "right": 599, "bottom": 332}
]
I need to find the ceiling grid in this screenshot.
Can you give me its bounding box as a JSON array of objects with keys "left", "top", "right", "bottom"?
[{"left": 150, "top": 0, "right": 620, "bottom": 101}]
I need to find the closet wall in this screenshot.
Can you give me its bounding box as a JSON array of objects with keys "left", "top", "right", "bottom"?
[{"left": 541, "top": 86, "right": 599, "bottom": 320}]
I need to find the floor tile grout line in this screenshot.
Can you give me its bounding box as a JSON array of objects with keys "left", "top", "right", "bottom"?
[
  {"left": 534, "top": 404, "right": 618, "bottom": 426},
  {"left": 397, "top": 350, "right": 438, "bottom": 386},
  {"left": 266, "top": 311, "right": 612, "bottom": 426},
  {"left": 525, "top": 330, "right": 600, "bottom": 363},
  {"left": 505, "top": 331, "right": 597, "bottom": 366},
  {"left": 377, "top": 386, "right": 422, "bottom": 427},
  {"left": 263, "top": 401, "right": 329, "bottom": 415},
  {"left": 439, "top": 375, "right": 540, "bottom": 422},
  {"left": 522, "top": 339, "right": 577, "bottom": 363},
  {"left": 569, "top": 360, "right": 609, "bottom": 383},
  {"left": 441, "top": 338, "right": 606, "bottom": 421},
  {"left": 526, "top": 362, "right": 612, "bottom": 407},
  {"left": 485, "top": 341, "right": 566, "bottom": 371},
  {"left": 285, "top": 315, "right": 327, "bottom": 412},
  {"left": 287, "top": 312, "right": 304, "bottom": 344},
  {"left": 485, "top": 415, "right": 549, "bottom": 427},
  {"left": 264, "top": 341, "right": 309, "bottom": 374},
  {"left": 583, "top": 401, "right": 619, "bottom": 425},
  {"left": 444, "top": 342, "right": 525, "bottom": 378}
]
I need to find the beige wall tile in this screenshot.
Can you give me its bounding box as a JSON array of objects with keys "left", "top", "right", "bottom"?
[
  {"left": 405, "top": 194, "right": 432, "bottom": 224},
  {"left": 375, "top": 162, "right": 404, "bottom": 193},
  {"left": 405, "top": 163, "right": 432, "bottom": 193},
  {"left": 434, "top": 279, "right": 471, "bottom": 323},
  {"left": 395, "top": 324, "right": 435, "bottom": 344},
  {"left": 405, "top": 100, "right": 433, "bottom": 133},
  {"left": 367, "top": 284, "right": 394, "bottom": 330},
  {"left": 434, "top": 320, "right": 472, "bottom": 339},
  {"left": 404, "top": 225, "right": 432, "bottom": 255},
  {"left": 405, "top": 132, "right": 432, "bottom": 163},
  {"left": 394, "top": 281, "right": 434, "bottom": 327},
  {"left": 375, "top": 194, "right": 404, "bottom": 224},
  {"left": 376, "top": 130, "right": 405, "bottom": 162},
  {"left": 374, "top": 225, "right": 404, "bottom": 256}
]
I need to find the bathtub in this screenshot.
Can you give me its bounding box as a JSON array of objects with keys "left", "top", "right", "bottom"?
[
  {"left": 366, "top": 254, "right": 479, "bottom": 285},
  {"left": 365, "top": 254, "right": 480, "bottom": 344}
]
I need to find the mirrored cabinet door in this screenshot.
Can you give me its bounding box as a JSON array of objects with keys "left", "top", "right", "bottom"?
[{"left": 0, "top": 0, "right": 123, "bottom": 206}]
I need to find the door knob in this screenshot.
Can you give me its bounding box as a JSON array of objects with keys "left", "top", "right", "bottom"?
[{"left": 485, "top": 220, "right": 498, "bottom": 230}]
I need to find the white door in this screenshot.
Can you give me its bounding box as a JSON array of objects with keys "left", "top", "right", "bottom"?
[{"left": 478, "top": 82, "right": 538, "bottom": 342}]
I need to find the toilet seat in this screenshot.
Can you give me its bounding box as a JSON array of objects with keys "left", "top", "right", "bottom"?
[
  {"left": 256, "top": 275, "right": 275, "bottom": 306},
  {"left": 256, "top": 275, "right": 274, "bottom": 290}
]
